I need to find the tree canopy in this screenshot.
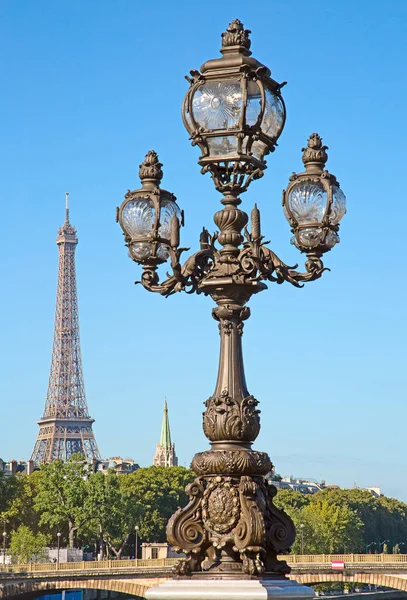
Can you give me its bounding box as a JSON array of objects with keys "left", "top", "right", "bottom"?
[{"left": 2, "top": 462, "right": 407, "bottom": 559}]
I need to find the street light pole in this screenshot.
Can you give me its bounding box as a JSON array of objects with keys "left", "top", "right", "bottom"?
[
  {"left": 300, "top": 524, "right": 305, "bottom": 555},
  {"left": 134, "top": 526, "right": 139, "bottom": 564},
  {"left": 2, "top": 532, "right": 6, "bottom": 565},
  {"left": 366, "top": 542, "right": 376, "bottom": 553},
  {"left": 2, "top": 519, "right": 8, "bottom": 565},
  {"left": 57, "top": 532, "right": 61, "bottom": 564},
  {"left": 118, "top": 19, "right": 346, "bottom": 582}
]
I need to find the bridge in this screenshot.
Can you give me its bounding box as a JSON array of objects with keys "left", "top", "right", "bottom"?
[{"left": 3, "top": 555, "right": 407, "bottom": 599}]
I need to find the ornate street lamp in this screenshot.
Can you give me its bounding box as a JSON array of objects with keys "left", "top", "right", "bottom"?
[{"left": 117, "top": 19, "right": 346, "bottom": 586}]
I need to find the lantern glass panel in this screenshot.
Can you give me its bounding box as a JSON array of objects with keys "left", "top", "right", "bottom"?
[
  {"left": 207, "top": 136, "right": 238, "bottom": 156},
  {"left": 330, "top": 185, "right": 346, "bottom": 225},
  {"left": 122, "top": 197, "right": 154, "bottom": 239},
  {"left": 192, "top": 81, "right": 242, "bottom": 130},
  {"left": 291, "top": 228, "right": 323, "bottom": 249},
  {"left": 158, "top": 198, "right": 182, "bottom": 242},
  {"left": 182, "top": 94, "right": 194, "bottom": 133},
  {"left": 261, "top": 89, "right": 284, "bottom": 138},
  {"left": 287, "top": 181, "right": 327, "bottom": 225},
  {"left": 130, "top": 242, "right": 152, "bottom": 262},
  {"left": 246, "top": 80, "right": 262, "bottom": 126}
]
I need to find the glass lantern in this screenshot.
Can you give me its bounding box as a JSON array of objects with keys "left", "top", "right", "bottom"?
[
  {"left": 117, "top": 151, "right": 182, "bottom": 265},
  {"left": 182, "top": 20, "right": 286, "bottom": 192},
  {"left": 283, "top": 134, "right": 346, "bottom": 253}
]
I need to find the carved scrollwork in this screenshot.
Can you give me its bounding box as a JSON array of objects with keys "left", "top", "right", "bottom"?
[
  {"left": 192, "top": 449, "right": 272, "bottom": 476},
  {"left": 264, "top": 482, "right": 296, "bottom": 554},
  {"left": 234, "top": 477, "right": 265, "bottom": 559},
  {"left": 166, "top": 480, "right": 206, "bottom": 554},
  {"left": 203, "top": 390, "right": 260, "bottom": 442},
  {"left": 168, "top": 473, "right": 294, "bottom": 577},
  {"left": 138, "top": 243, "right": 215, "bottom": 297},
  {"left": 201, "top": 161, "right": 264, "bottom": 195},
  {"left": 237, "top": 229, "right": 329, "bottom": 288}
]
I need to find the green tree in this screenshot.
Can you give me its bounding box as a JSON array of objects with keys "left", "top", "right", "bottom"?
[
  {"left": 303, "top": 497, "right": 363, "bottom": 553},
  {"left": 10, "top": 525, "right": 49, "bottom": 563},
  {"left": 120, "top": 466, "right": 194, "bottom": 543},
  {"left": 2, "top": 472, "right": 42, "bottom": 534},
  {"left": 84, "top": 470, "right": 141, "bottom": 559},
  {"left": 34, "top": 454, "right": 90, "bottom": 548},
  {"left": 0, "top": 472, "right": 20, "bottom": 518}
]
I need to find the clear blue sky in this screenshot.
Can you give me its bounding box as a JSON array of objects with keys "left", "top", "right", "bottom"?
[{"left": 1, "top": 1, "right": 406, "bottom": 499}]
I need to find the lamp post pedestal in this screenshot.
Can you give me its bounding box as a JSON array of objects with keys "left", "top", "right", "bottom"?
[{"left": 146, "top": 578, "right": 314, "bottom": 600}]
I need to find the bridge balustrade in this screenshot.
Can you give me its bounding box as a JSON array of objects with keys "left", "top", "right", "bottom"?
[{"left": 2, "top": 555, "right": 407, "bottom": 574}]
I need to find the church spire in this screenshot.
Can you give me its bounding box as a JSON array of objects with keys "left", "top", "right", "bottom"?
[
  {"left": 153, "top": 398, "right": 178, "bottom": 467},
  {"left": 160, "top": 398, "right": 172, "bottom": 447}
]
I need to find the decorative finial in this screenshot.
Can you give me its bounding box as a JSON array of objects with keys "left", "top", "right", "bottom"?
[
  {"left": 139, "top": 151, "right": 163, "bottom": 185},
  {"left": 221, "top": 19, "right": 251, "bottom": 51},
  {"left": 302, "top": 133, "right": 328, "bottom": 171}
]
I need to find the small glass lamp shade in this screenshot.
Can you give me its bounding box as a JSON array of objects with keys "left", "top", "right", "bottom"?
[
  {"left": 283, "top": 134, "right": 346, "bottom": 253},
  {"left": 182, "top": 20, "right": 286, "bottom": 193},
  {"left": 117, "top": 151, "right": 182, "bottom": 265}
]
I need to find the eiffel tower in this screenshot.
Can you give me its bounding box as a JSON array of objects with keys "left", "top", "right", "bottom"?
[{"left": 31, "top": 194, "right": 101, "bottom": 464}]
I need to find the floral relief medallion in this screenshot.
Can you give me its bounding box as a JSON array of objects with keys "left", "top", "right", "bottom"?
[{"left": 202, "top": 477, "right": 240, "bottom": 535}]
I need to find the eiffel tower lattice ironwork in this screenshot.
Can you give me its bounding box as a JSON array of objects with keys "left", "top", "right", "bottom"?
[{"left": 31, "top": 194, "right": 101, "bottom": 464}]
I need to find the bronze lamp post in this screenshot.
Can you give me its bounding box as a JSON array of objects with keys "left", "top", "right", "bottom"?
[{"left": 117, "top": 19, "right": 346, "bottom": 580}]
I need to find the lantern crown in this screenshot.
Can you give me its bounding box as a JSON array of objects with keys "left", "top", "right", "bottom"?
[
  {"left": 221, "top": 19, "right": 251, "bottom": 54},
  {"left": 302, "top": 133, "right": 328, "bottom": 173},
  {"left": 139, "top": 150, "right": 163, "bottom": 188}
]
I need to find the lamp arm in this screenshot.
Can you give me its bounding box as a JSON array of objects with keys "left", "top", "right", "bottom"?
[
  {"left": 137, "top": 234, "right": 216, "bottom": 297},
  {"left": 239, "top": 229, "right": 329, "bottom": 288}
]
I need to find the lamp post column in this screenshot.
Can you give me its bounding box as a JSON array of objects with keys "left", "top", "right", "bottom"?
[
  {"left": 57, "top": 532, "right": 61, "bottom": 564},
  {"left": 135, "top": 526, "right": 139, "bottom": 565},
  {"left": 2, "top": 532, "right": 6, "bottom": 565}
]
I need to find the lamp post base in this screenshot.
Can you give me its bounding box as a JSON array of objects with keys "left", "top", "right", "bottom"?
[{"left": 146, "top": 578, "right": 315, "bottom": 600}]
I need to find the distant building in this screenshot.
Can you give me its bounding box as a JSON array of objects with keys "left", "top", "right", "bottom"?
[
  {"left": 364, "top": 486, "right": 381, "bottom": 497},
  {"left": 93, "top": 457, "right": 139, "bottom": 475},
  {"left": 267, "top": 471, "right": 382, "bottom": 497},
  {"left": 267, "top": 475, "right": 323, "bottom": 495},
  {"left": 0, "top": 459, "right": 34, "bottom": 477},
  {"left": 153, "top": 399, "right": 178, "bottom": 467},
  {"left": 142, "top": 542, "right": 183, "bottom": 560}
]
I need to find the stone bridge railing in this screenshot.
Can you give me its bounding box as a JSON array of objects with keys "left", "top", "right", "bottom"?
[{"left": 2, "top": 554, "right": 407, "bottom": 575}]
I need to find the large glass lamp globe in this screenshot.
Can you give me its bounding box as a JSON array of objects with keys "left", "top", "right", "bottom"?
[
  {"left": 283, "top": 134, "right": 346, "bottom": 253},
  {"left": 123, "top": 197, "right": 181, "bottom": 263}
]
